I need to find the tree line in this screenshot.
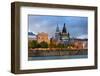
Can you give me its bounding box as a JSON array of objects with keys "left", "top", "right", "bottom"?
[{"left": 28, "top": 40, "right": 74, "bottom": 49}]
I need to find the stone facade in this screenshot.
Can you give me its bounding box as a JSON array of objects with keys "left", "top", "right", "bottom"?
[
  {"left": 37, "top": 32, "right": 50, "bottom": 44},
  {"left": 55, "top": 23, "right": 70, "bottom": 45}
]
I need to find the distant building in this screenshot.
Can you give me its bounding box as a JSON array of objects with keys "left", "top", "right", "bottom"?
[
  {"left": 37, "top": 32, "right": 49, "bottom": 44},
  {"left": 28, "top": 23, "right": 88, "bottom": 49},
  {"left": 54, "top": 23, "right": 88, "bottom": 49},
  {"left": 50, "top": 37, "right": 57, "bottom": 48},
  {"left": 28, "top": 32, "right": 36, "bottom": 41},
  {"left": 55, "top": 24, "right": 60, "bottom": 41},
  {"left": 71, "top": 39, "right": 88, "bottom": 49},
  {"left": 55, "top": 23, "right": 70, "bottom": 45}
]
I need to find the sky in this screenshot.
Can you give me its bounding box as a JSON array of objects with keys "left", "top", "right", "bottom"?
[{"left": 28, "top": 15, "right": 88, "bottom": 39}]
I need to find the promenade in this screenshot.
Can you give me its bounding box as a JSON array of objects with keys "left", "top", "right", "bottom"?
[{"left": 28, "top": 48, "right": 87, "bottom": 57}]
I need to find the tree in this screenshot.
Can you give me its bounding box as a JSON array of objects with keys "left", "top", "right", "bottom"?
[
  {"left": 28, "top": 41, "right": 33, "bottom": 48},
  {"left": 57, "top": 43, "right": 64, "bottom": 48},
  {"left": 39, "top": 41, "right": 48, "bottom": 48},
  {"left": 29, "top": 40, "right": 38, "bottom": 48},
  {"left": 37, "top": 43, "right": 41, "bottom": 48},
  {"left": 49, "top": 38, "right": 57, "bottom": 48}
]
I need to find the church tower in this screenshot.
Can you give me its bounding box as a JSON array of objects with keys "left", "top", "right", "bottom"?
[
  {"left": 60, "top": 23, "right": 70, "bottom": 45},
  {"left": 56, "top": 24, "right": 60, "bottom": 32},
  {"left": 55, "top": 23, "right": 70, "bottom": 45},
  {"left": 62, "top": 23, "right": 67, "bottom": 33},
  {"left": 55, "top": 24, "right": 60, "bottom": 40}
]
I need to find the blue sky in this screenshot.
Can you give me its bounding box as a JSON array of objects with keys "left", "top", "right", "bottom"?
[{"left": 28, "top": 15, "right": 88, "bottom": 39}]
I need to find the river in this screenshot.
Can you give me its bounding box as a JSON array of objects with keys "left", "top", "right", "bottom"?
[{"left": 28, "top": 55, "right": 88, "bottom": 60}]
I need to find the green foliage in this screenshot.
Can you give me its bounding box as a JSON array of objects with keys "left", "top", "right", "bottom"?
[
  {"left": 28, "top": 40, "right": 71, "bottom": 49},
  {"left": 57, "top": 43, "right": 64, "bottom": 48},
  {"left": 28, "top": 41, "right": 32, "bottom": 48},
  {"left": 28, "top": 40, "right": 48, "bottom": 48},
  {"left": 32, "top": 40, "right": 38, "bottom": 48},
  {"left": 28, "top": 40, "right": 38, "bottom": 48},
  {"left": 56, "top": 43, "right": 69, "bottom": 48},
  {"left": 39, "top": 41, "right": 48, "bottom": 48},
  {"left": 37, "top": 43, "right": 41, "bottom": 48}
]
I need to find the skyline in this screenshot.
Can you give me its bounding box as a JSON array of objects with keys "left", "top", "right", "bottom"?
[{"left": 28, "top": 15, "right": 88, "bottom": 39}]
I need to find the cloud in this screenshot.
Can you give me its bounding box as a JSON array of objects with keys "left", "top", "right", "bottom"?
[
  {"left": 76, "top": 34, "right": 88, "bottom": 39},
  {"left": 28, "top": 15, "right": 88, "bottom": 39}
]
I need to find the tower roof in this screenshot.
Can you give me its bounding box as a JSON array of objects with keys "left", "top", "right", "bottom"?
[
  {"left": 56, "top": 24, "right": 60, "bottom": 32},
  {"left": 62, "top": 23, "right": 67, "bottom": 33}
]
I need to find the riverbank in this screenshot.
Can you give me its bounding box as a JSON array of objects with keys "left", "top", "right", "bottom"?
[{"left": 28, "top": 48, "right": 88, "bottom": 57}]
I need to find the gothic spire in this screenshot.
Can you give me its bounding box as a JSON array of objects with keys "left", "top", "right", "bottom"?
[
  {"left": 56, "top": 24, "right": 60, "bottom": 32},
  {"left": 68, "top": 32, "right": 70, "bottom": 37},
  {"left": 62, "top": 23, "right": 67, "bottom": 33}
]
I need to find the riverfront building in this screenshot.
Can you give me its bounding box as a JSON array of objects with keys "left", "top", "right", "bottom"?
[
  {"left": 28, "top": 32, "right": 36, "bottom": 41},
  {"left": 28, "top": 23, "right": 88, "bottom": 49},
  {"left": 55, "top": 23, "right": 70, "bottom": 45},
  {"left": 37, "top": 32, "right": 50, "bottom": 44},
  {"left": 54, "top": 23, "right": 87, "bottom": 49}
]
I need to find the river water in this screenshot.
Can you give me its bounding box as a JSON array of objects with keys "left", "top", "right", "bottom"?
[{"left": 28, "top": 55, "right": 88, "bottom": 60}]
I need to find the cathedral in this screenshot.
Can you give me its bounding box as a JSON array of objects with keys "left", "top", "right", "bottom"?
[{"left": 55, "top": 23, "right": 70, "bottom": 45}]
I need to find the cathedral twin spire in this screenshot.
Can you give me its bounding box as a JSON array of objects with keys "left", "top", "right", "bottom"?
[
  {"left": 55, "top": 23, "right": 70, "bottom": 41},
  {"left": 56, "top": 24, "right": 60, "bottom": 32},
  {"left": 62, "top": 23, "right": 67, "bottom": 33},
  {"left": 56, "top": 23, "right": 67, "bottom": 33}
]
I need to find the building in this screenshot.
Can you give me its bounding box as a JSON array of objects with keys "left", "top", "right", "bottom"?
[
  {"left": 37, "top": 32, "right": 49, "bottom": 44},
  {"left": 50, "top": 37, "right": 57, "bottom": 48},
  {"left": 55, "top": 23, "right": 70, "bottom": 45},
  {"left": 71, "top": 39, "right": 88, "bottom": 49},
  {"left": 54, "top": 23, "right": 88, "bottom": 49},
  {"left": 28, "top": 23, "right": 88, "bottom": 49},
  {"left": 28, "top": 32, "right": 36, "bottom": 41},
  {"left": 55, "top": 24, "right": 60, "bottom": 41}
]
